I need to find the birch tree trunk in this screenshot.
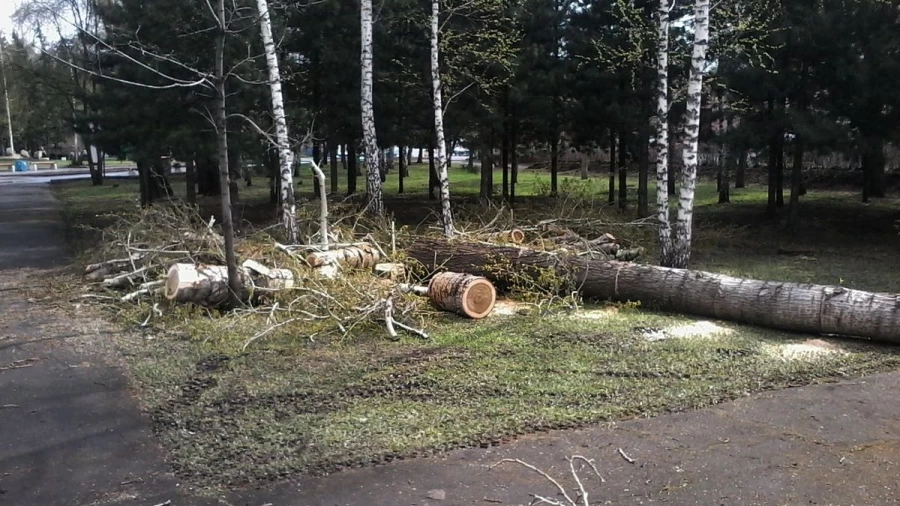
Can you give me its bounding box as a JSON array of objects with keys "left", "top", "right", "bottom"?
[
  {"left": 656, "top": 0, "right": 674, "bottom": 266},
  {"left": 360, "top": 0, "right": 384, "bottom": 215},
  {"left": 215, "top": 0, "right": 241, "bottom": 305},
  {"left": 255, "top": 0, "right": 298, "bottom": 244},
  {"left": 431, "top": 0, "right": 455, "bottom": 237},
  {"left": 673, "top": 0, "right": 710, "bottom": 268}
]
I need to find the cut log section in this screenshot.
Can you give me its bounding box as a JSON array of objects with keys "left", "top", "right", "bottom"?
[
  {"left": 165, "top": 262, "right": 295, "bottom": 307},
  {"left": 488, "top": 229, "right": 526, "bottom": 244},
  {"left": 427, "top": 272, "right": 497, "bottom": 319},
  {"left": 408, "top": 238, "right": 900, "bottom": 343}
]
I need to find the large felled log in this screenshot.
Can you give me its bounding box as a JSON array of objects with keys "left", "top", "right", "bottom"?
[
  {"left": 165, "top": 261, "right": 294, "bottom": 307},
  {"left": 427, "top": 272, "right": 496, "bottom": 319},
  {"left": 408, "top": 239, "right": 900, "bottom": 343}
]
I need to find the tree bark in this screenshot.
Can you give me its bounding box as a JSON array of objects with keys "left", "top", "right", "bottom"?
[
  {"left": 165, "top": 262, "right": 293, "bottom": 307},
  {"left": 256, "top": 0, "right": 298, "bottom": 243},
  {"left": 417, "top": 147, "right": 424, "bottom": 164},
  {"left": 511, "top": 117, "right": 518, "bottom": 204},
  {"left": 618, "top": 129, "right": 628, "bottom": 210},
  {"left": 735, "top": 149, "right": 746, "bottom": 188},
  {"left": 550, "top": 134, "right": 559, "bottom": 195},
  {"left": 186, "top": 158, "right": 196, "bottom": 204},
  {"left": 788, "top": 138, "right": 804, "bottom": 229},
  {"left": 330, "top": 143, "right": 339, "bottom": 194},
  {"left": 408, "top": 239, "right": 900, "bottom": 344},
  {"left": 360, "top": 0, "right": 384, "bottom": 215},
  {"left": 215, "top": 0, "right": 241, "bottom": 306},
  {"left": 609, "top": 130, "right": 617, "bottom": 204},
  {"left": 347, "top": 142, "right": 358, "bottom": 195},
  {"left": 430, "top": 0, "right": 455, "bottom": 237},
  {"left": 673, "top": 0, "right": 710, "bottom": 268},
  {"left": 656, "top": 0, "right": 673, "bottom": 265},
  {"left": 398, "top": 145, "right": 406, "bottom": 194},
  {"left": 428, "top": 272, "right": 496, "bottom": 319},
  {"left": 638, "top": 117, "right": 650, "bottom": 217},
  {"left": 428, "top": 142, "right": 437, "bottom": 200},
  {"left": 502, "top": 115, "right": 510, "bottom": 200}
]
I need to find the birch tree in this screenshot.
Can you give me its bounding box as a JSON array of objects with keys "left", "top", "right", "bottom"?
[
  {"left": 360, "top": 0, "right": 384, "bottom": 215},
  {"left": 656, "top": 0, "right": 674, "bottom": 266},
  {"left": 673, "top": 0, "right": 710, "bottom": 268},
  {"left": 431, "top": 0, "right": 455, "bottom": 237},
  {"left": 254, "top": 0, "right": 298, "bottom": 244}
]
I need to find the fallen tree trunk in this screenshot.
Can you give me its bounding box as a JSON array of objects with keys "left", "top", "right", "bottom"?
[
  {"left": 307, "top": 244, "right": 381, "bottom": 279},
  {"left": 165, "top": 261, "right": 294, "bottom": 307},
  {"left": 408, "top": 239, "right": 900, "bottom": 343}
]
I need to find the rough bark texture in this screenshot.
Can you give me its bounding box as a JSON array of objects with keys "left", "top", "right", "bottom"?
[
  {"left": 431, "top": 0, "right": 455, "bottom": 237},
  {"left": 427, "top": 272, "right": 496, "bottom": 319},
  {"left": 256, "top": 0, "right": 298, "bottom": 243},
  {"left": 673, "top": 0, "right": 709, "bottom": 268},
  {"left": 408, "top": 239, "right": 900, "bottom": 343},
  {"left": 655, "top": 0, "right": 673, "bottom": 266},
  {"left": 398, "top": 145, "right": 406, "bottom": 194},
  {"left": 215, "top": 0, "right": 242, "bottom": 306},
  {"left": 360, "top": 0, "right": 384, "bottom": 215}
]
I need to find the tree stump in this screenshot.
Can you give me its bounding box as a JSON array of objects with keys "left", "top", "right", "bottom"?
[{"left": 427, "top": 272, "right": 496, "bottom": 319}]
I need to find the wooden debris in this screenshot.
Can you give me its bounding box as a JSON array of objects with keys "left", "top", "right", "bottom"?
[
  {"left": 427, "top": 272, "right": 497, "bottom": 319},
  {"left": 164, "top": 262, "right": 294, "bottom": 307},
  {"left": 374, "top": 263, "right": 406, "bottom": 280},
  {"left": 488, "top": 229, "right": 526, "bottom": 244},
  {"left": 307, "top": 244, "right": 381, "bottom": 279}
]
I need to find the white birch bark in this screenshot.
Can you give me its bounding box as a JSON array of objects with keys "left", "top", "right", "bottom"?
[
  {"left": 360, "top": 0, "right": 384, "bottom": 215},
  {"left": 656, "top": 0, "right": 673, "bottom": 266},
  {"left": 431, "top": 0, "right": 455, "bottom": 237},
  {"left": 674, "top": 0, "right": 710, "bottom": 268},
  {"left": 255, "top": 0, "right": 298, "bottom": 244}
]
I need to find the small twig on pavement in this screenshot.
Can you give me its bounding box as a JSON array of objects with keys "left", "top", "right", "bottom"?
[{"left": 618, "top": 448, "right": 635, "bottom": 464}]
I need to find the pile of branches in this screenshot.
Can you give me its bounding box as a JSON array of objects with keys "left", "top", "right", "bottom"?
[
  {"left": 82, "top": 205, "right": 226, "bottom": 302},
  {"left": 78, "top": 204, "right": 430, "bottom": 345}
]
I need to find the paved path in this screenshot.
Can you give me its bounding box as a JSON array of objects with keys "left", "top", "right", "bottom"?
[
  {"left": 0, "top": 184, "right": 220, "bottom": 506},
  {"left": 1, "top": 183, "right": 900, "bottom": 506}
]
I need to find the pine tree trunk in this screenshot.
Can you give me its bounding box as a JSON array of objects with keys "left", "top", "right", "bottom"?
[
  {"left": 398, "top": 145, "right": 406, "bottom": 194},
  {"left": 776, "top": 133, "right": 785, "bottom": 208},
  {"left": 718, "top": 112, "right": 730, "bottom": 204},
  {"left": 431, "top": 0, "right": 455, "bottom": 237},
  {"left": 360, "top": 0, "right": 384, "bottom": 215},
  {"left": 638, "top": 116, "right": 650, "bottom": 217},
  {"left": 347, "top": 143, "right": 357, "bottom": 195},
  {"left": 580, "top": 151, "right": 590, "bottom": 180},
  {"left": 718, "top": 147, "right": 731, "bottom": 204},
  {"left": 417, "top": 147, "right": 424, "bottom": 164},
  {"left": 330, "top": 144, "right": 339, "bottom": 194},
  {"left": 656, "top": 0, "right": 673, "bottom": 266},
  {"left": 409, "top": 239, "right": 900, "bottom": 344},
  {"left": 186, "top": 158, "right": 197, "bottom": 205},
  {"left": 673, "top": 0, "right": 710, "bottom": 268},
  {"left": 550, "top": 135, "right": 559, "bottom": 195},
  {"left": 511, "top": 117, "right": 518, "bottom": 204},
  {"left": 609, "top": 130, "right": 617, "bottom": 204},
  {"left": 215, "top": 0, "right": 241, "bottom": 306},
  {"left": 788, "top": 138, "right": 804, "bottom": 229},
  {"left": 256, "top": 0, "right": 298, "bottom": 243},
  {"left": 735, "top": 149, "right": 746, "bottom": 188},
  {"left": 618, "top": 129, "right": 627, "bottom": 210},
  {"left": 480, "top": 138, "right": 493, "bottom": 202},
  {"left": 502, "top": 113, "right": 510, "bottom": 199}
]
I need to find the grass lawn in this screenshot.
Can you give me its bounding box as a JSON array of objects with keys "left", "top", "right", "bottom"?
[{"left": 52, "top": 164, "right": 900, "bottom": 489}]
